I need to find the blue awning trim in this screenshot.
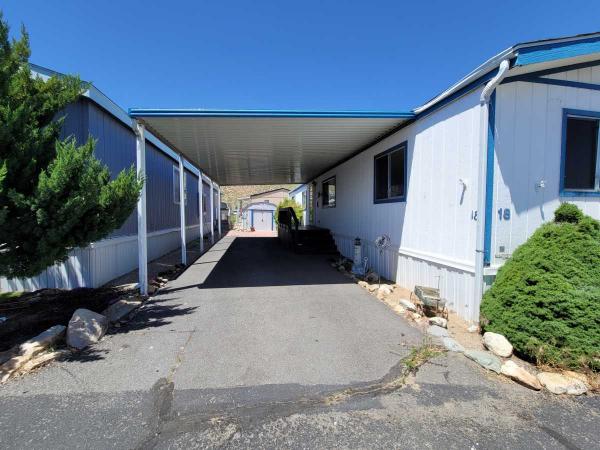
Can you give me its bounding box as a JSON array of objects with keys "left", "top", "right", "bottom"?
[
  {"left": 129, "top": 108, "right": 415, "bottom": 119},
  {"left": 515, "top": 35, "right": 600, "bottom": 66}
]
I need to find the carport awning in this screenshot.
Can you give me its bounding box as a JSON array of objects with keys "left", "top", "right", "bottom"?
[{"left": 128, "top": 109, "right": 414, "bottom": 185}]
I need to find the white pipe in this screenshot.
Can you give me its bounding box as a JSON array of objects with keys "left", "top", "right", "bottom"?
[
  {"left": 217, "top": 184, "right": 222, "bottom": 237},
  {"left": 178, "top": 154, "right": 187, "bottom": 265},
  {"left": 198, "top": 171, "right": 204, "bottom": 253},
  {"left": 134, "top": 120, "right": 148, "bottom": 296},
  {"left": 474, "top": 59, "right": 510, "bottom": 318},
  {"left": 209, "top": 181, "right": 215, "bottom": 244}
]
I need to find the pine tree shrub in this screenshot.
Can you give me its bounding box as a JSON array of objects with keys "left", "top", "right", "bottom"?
[
  {"left": 0, "top": 13, "right": 142, "bottom": 278},
  {"left": 480, "top": 203, "right": 600, "bottom": 371}
]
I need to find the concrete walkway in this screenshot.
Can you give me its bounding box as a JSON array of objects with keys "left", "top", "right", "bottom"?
[{"left": 1, "top": 234, "right": 599, "bottom": 449}]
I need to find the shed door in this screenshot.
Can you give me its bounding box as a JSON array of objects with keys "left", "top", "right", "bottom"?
[{"left": 252, "top": 210, "right": 273, "bottom": 231}]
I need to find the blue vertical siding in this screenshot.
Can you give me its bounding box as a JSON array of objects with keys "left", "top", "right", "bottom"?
[
  {"left": 202, "top": 181, "right": 211, "bottom": 234},
  {"left": 59, "top": 98, "right": 201, "bottom": 237},
  {"left": 146, "top": 142, "right": 180, "bottom": 232},
  {"left": 185, "top": 170, "right": 200, "bottom": 226},
  {"left": 86, "top": 100, "right": 138, "bottom": 237},
  {"left": 59, "top": 100, "right": 89, "bottom": 143}
]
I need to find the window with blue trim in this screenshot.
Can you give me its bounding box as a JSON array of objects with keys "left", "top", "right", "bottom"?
[
  {"left": 374, "top": 141, "right": 407, "bottom": 203},
  {"left": 563, "top": 113, "right": 600, "bottom": 193}
]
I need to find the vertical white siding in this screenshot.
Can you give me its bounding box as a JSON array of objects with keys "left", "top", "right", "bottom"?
[
  {"left": 314, "top": 89, "right": 483, "bottom": 321},
  {"left": 492, "top": 70, "right": 600, "bottom": 267}
]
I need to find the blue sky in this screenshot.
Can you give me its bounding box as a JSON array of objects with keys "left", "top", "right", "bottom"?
[{"left": 3, "top": 1, "right": 600, "bottom": 111}]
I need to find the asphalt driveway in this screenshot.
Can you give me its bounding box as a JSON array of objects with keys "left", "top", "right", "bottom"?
[
  {"left": 0, "top": 234, "right": 423, "bottom": 448},
  {"left": 1, "top": 234, "right": 599, "bottom": 449}
]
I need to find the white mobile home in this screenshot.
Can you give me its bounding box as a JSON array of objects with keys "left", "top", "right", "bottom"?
[{"left": 307, "top": 33, "right": 600, "bottom": 321}]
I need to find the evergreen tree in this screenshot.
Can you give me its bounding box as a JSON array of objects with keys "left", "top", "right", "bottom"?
[{"left": 0, "top": 13, "right": 142, "bottom": 278}]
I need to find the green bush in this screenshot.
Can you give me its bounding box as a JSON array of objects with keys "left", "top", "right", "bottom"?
[
  {"left": 554, "top": 202, "right": 583, "bottom": 224},
  {"left": 275, "top": 198, "right": 303, "bottom": 225},
  {"left": 480, "top": 203, "right": 600, "bottom": 371}
]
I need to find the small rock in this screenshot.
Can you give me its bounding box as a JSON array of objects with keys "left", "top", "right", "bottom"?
[
  {"left": 467, "top": 324, "right": 479, "bottom": 333},
  {"left": 330, "top": 262, "right": 338, "bottom": 268},
  {"left": 537, "top": 372, "right": 587, "bottom": 395},
  {"left": 412, "top": 312, "right": 422, "bottom": 320},
  {"left": 66, "top": 309, "right": 108, "bottom": 350},
  {"left": 378, "top": 286, "right": 392, "bottom": 296},
  {"left": 337, "top": 266, "right": 345, "bottom": 272},
  {"left": 483, "top": 332, "right": 513, "bottom": 358},
  {"left": 426, "top": 325, "right": 449, "bottom": 338},
  {"left": 442, "top": 337, "right": 465, "bottom": 353},
  {"left": 392, "top": 305, "right": 405, "bottom": 315},
  {"left": 358, "top": 280, "right": 368, "bottom": 289},
  {"left": 102, "top": 299, "right": 142, "bottom": 323},
  {"left": 399, "top": 299, "right": 417, "bottom": 312},
  {"left": 367, "top": 284, "right": 378, "bottom": 293},
  {"left": 429, "top": 317, "right": 447, "bottom": 328},
  {"left": 500, "top": 360, "right": 542, "bottom": 390},
  {"left": 464, "top": 350, "right": 502, "bottom": 373}
]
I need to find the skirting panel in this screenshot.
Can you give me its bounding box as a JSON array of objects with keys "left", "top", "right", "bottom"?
[
  {"left": 396, "top": 253, "right": 477, "bottom": 323},
  {"left": 332, "top": 233, "right": 399, "bottom": 282},
  {"left": 0, "top": 225, "right": 203, "bottom": 292}
]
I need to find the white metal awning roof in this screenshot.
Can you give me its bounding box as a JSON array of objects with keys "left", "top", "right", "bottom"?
[{"left": 128, "top": 109, "right": 414, "bottom": 185}]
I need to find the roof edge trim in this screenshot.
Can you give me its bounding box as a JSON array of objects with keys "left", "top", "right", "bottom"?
[{"left": 128, "top": 108, "right": 415, "bottom": 119}]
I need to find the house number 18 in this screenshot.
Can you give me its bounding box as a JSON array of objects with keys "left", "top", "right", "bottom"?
[{"left": 498, "top": 208, "right": 511, "bottom": 221}]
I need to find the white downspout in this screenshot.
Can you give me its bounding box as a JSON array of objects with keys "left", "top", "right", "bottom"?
[{"left": 474, "top": 59, "right": 510, "bottom": 320}]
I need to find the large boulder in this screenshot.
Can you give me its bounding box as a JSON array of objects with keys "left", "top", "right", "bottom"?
[
  {"left": 102, "top": 298, "right": 142, "bottom": 323},
  {"left": 426, "top": 325, "right": 449, "bottom": 338},
  {"left": 442, "top": 337, "right": 465, "bottom": 353},
  {"left": 483, "top": 332, "right": 513, "bottom": 358},
  {"left": 66, "top": 309, "right": 108, "bottom": 350},
  {"left": 500, "top": 360, "right": 542, "bottom": 390},
  {"left": 464, "top": 350, "right": 502, "bottom": 373},
  {"left": 537, "top": 372, "right": 587, "bottom": 395}
]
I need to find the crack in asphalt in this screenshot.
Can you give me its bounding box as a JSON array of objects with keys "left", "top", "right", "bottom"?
[{"left": 136, "top": 346, "right": 441, "bottom": 449}]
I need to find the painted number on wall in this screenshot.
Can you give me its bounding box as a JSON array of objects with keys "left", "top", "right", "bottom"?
[
  {"left": 498, "top": 208, "right": 511, "bottom": 221},
  {"left": 471, "top": 210, "right": 478, "bottom": 221}
]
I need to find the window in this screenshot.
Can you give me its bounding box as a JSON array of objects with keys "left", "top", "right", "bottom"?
[
  {"left": 374, "top": 141, "right": 407, "bottom": 203},
  {"left": 322, "top": 176, "right": 336, "bottom": 208},
  {"left": 173, "top": 166, "right": 180, "bottom": 204},
  {"left": 301, "top": 190, "right": 307, "bottom": 209},
  {"left": 562, "top": 111, "right": 600, "bottom": 194},
  {"left": 202, "top": 193, "right": 207, "bottom": 213}
]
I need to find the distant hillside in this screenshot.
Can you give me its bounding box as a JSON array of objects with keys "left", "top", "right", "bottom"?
[{"left": 221, "top": 184, "right": 299, "bottom": 210}]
